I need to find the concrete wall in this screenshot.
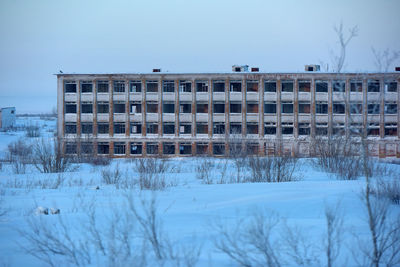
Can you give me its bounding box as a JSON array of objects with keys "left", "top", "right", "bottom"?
[{"left": 0, "top": 107, "right": 16, "bottom": 130}]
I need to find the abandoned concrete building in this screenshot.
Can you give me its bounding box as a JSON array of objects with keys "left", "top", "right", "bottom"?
[{"left": 57, "top": 66, "right": 400, "bottom": 158}]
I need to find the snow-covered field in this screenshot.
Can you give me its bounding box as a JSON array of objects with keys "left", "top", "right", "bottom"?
[{"left": 0, "top": 117, "right": 399, "bottom": 267}]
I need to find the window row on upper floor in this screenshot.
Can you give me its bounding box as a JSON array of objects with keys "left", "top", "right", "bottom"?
[{"left": 64, "top": 80, "right": 398, "bottom": 94}]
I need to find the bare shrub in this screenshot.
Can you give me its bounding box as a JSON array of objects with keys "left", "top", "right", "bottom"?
[
  {"left": 217, "top": 158, "right": 229, "bottom": 184},
  {"left": 195, "top": 157, "right": 214, "bottom": 184},
  {"left": 7, "top": 138, "right": 33, "bottom": 174},
  {"left": 88, "top": 156, "right": 112, "bottom": 166},
  {"left": 370, "top": 178, "right": 400, "bottom": 205},
  {"left": 132, "top": 158, "right": 170, "bottom": 190},
  {"left": 32, "top": 138, "right": 75, "bottom": 173},
  {"left": 312, "top": 136, "right": 362, "bottom": 180},
  {"left": 247, "top": 156, "right": 300, "bottom": 183},
  {"left": 101, "top": 164, "right": 122, "bottom": 186},
  {"left": 323, "top": 203, "right": 344, "bottom": 267},
  {"left": 25, "top": 123, "right": 41, "bottom": 138}
]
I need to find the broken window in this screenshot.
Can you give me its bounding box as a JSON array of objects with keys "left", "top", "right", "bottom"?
[
  {"left": 196, "top": 143, "right": 208, "bottom": 155},
  {"left": 213, "top": 81, "right": 225, "bottom": 92},
  {"left": 247, "top": 123, "right": 258, "bottom": 134},
  {"left": 196, "top": 123, "right": 208, "bottom": 134},
  {"left": 247, "top": 143, "right": 259, "bottom": 155},
  {"left": 281, "top": 101, "right": 293, "bottom": 114},
  {"left": 146, "top": 143, "right": 159, "bottom": 155},
  {"left": 97, "top": 142, "right": 109, "bottom": 154},
  {"left": 368, "top": 80, "right": 380, "bottom": 92},
  {"left": 113, "top": 81, "right": 125, "bottom": 93},
  {"left": 350, "top": 102, "right": 362, "bottom": 114},
  {"left": 130, "top": 102, "right": 142, "bottom": 113},
  {"left": 282, "top": 123, "right": 293, "bottom": 135},
  {"left": 298, "top": 102, "right": 311, "bottom": 114},
  {"left": 385, "top": 102, "right": 397, "bottom": 114},
  {"left": 97, "top": 102, "right": 109, "bottom": 113},
  {"left": 162, "top": 102, "right": 175, "bottom": 113},
  {"left": 213, "top": 143, "right": 225, "bottom": 155},
  {"left": 385, "top": 123, "right": 397, "bottom": 136},
  {"left": 65, "top": 143, "right": 77, "bottom": 154},
  {"left": 316, "top": 123, "right": 328, "bottom": 135},
  {"left": 332, "top": 123, "right": 345, "bottom": 135},
  {"left": 367, "top": 123, "right": 380, "bottom": 136},
  {"left": 113, "top": 123, "right": 125, "bottom": 134},
  {"left": 264, "top": 102, "right": 276, "bottom": 114},
  {"left": 368, "top": 102, "right": 380, "bottom": 114},
  {"left": 179, "top": 80, "right": 192, "bottom": 92},
  {"left": 264, "top": 81, "right": 276, "bottom": 92},
  {"left": 213, "top": 123, "right": 225, "bottom": 134},
  {"left": 385, "top": 81, "right": 397, "bottom": 92},
  {"left": 316, "top": 81, "right": 328, "bottom": 92},
  {"left": 196, "top": 103, "right": 208, "bottom": 113},
  {"left": 247, "top": 81, "right": 258, "bottom": 92},
  {"left": 196, "top": 81, "right": 208, "bottom": 92},
  {"left": 179, "top": 102, "right": 191, "bottom": 113},
  {"left": 179, "top": 123, "right": 191, "bottom": 134},
  {"left": 213, "top": 102, "right": 225, "bottom": 113},
  {"left": 81, "top": 123, "right": 93, "bottom": 134},
  {"left": 80, "top": 142, "right": 93, "bottom": 155},
  {"left": 114, "top": 142, "right": 126, "bottom": 155},
  {"left": 97, "top": 81, "right": 109, "bottom": 93},
  {"left": 163, "top": 80, "right": 175, "bottom": 93},
  {"left": 146, "top": 124, "right": 158, "bottom": 134},
  {"left": 298, "top": 123, "right": 310, "bottom": 135},
  {"left": 81, "top": 102, "right": 93, "bottom": 113},
  {"left": 163, "top": 123, "right": 175, "bottom": 134},
  {"left": 265, "top": 122, "right": 276, "bottom": 135},
  {"left": 230, "top": 123, "right": 242, "bottom": 134},
  {"left": 97, "top": 123, "right": 109, "bottom": 134},
  {"left": 163, "top": 143, "right": 175, "bottom": 155},
  {"left": 298, "top": 81, "right": 311, "bottom": 92},
  {"left": 230, "top": 102, "right": 241, "bottom": 113},
  {"left": 247, "top": 102, "right": 258, "bottom": 113},
  {"left": 65, "top": 81, "right": 77, "bottom": 93},
  {"left": 146, "top": 81, "right": 158, "bottom": 92},
  {"left": 130, "top": 81, "right": 142, "bottom": 93},
  {"left": 130, "top": 142, "right": 142, "bottom": 155},
  {"left": 350, "top": 80, "right": 363, "bottom": 92},
  {"left": 179, "top": 143, "right": 192, "bottom": 155},
  {"left": 65, "top": 103, "right": 76, "bottom": 113},
  {"left": 65, "top": 123, "right": 76, "bottom": 134},
  {"left": 333, "top": 102, "right": 345, "bottom": 114},
  {"left": 333, "top": 80, "right": 345, "bottom": 92},
  {"left": 350, "top": 123, "right": 363, "bottom": 136},
  {"left": 81, "top": 81, "right": 93, "bottom": 93},
  {"left": 230, "top": 81, "right": 242, "bottom": 92},
  {"left": 146, "top": 102, "right": 158, "bottom": 113},
  {"left": 130, "top": 123, "right": 141, "bottom": 134},
  {"left": 316, "top": 102, "right": 328, "bottom": 114},
  {"left": 281, "top": 81, "right": 293, "bottom": 92},
  {"left": 113, "top": 102, "right": 125, "bottom": 113}
]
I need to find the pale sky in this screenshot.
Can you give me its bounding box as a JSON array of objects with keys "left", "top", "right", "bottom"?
[{"left": 0, "top": 0, "right": 399, "bottom": 113}]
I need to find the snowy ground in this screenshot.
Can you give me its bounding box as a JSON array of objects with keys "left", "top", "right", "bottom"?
[{"left": 0, "top": 117, "right": 399, "bottom": 267}]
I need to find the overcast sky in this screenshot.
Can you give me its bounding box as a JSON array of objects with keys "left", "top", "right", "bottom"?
[{"left": 0, "top": 0, "right": 399, "bottom": 113}]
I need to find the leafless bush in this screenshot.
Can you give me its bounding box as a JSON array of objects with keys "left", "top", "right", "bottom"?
[
  {"left": 195, "top": 157, "right": 214, "bottom": 184},
  {"left": 370, "top": 178, "right": 400, "bottom": 205},
  {"left": 32, "top": 138, "right": 75, "bottom": 173},
  {"left": 246, "top": 156, "right": 300, "bottom": 183},
  {"left": 87, "top": 156, "right": 112, "bottom": 166},
  {"left": 101, "top": 165, "right": 122, "bottom": 186},
  {"left": 132, "top": 158, "right": 170, "bottom": 190},
  {"left": 6, "top": 138, "right": 33, "bottom": 174},
  {"left": 312, "top": 136, "right": 363, "bottom": 180},
  {"left": 217, "top": 158, "right": 229, "bottom": 184},
  {"left": 3, "top": 174, "right": 66, "bottom": 189},
  {"left": 323, "top": 203, "right": 344, "bottom": 267},
  {"left": 25, "top": 123, "right": 41, "bottom": 138}
]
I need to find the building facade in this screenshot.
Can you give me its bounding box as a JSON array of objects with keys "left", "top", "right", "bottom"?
[
  {"left": 0, "top": 107, "right": 16, "bottom": 131},
  {"left": 57, "top": 70, "right": 400, "bottom": 158}
]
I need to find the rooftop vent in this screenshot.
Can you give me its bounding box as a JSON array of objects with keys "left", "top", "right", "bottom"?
[
  {"left": 395, "top": 67, "right": 400, "bottom": 72},
  {"left": 305, "top": 64, "right": 320, "bottom": 72},
  {"left": 251, "top": 67, "right": 259, "bottom": 72},
  {"left": 232, "top": 65, "right": 249, "bottom": 72},
  {"left": 152, "top": 68, "right": 161, "bottom": 73}
]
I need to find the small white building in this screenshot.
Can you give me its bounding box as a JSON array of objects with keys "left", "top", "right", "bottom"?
[{"left": 0, "top": 107, "right": 16, "bottom": 130}]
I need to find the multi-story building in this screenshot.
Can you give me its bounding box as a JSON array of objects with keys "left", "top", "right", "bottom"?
[{"left": 57, "top": 66, "right": 400, "bottom": 158}]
